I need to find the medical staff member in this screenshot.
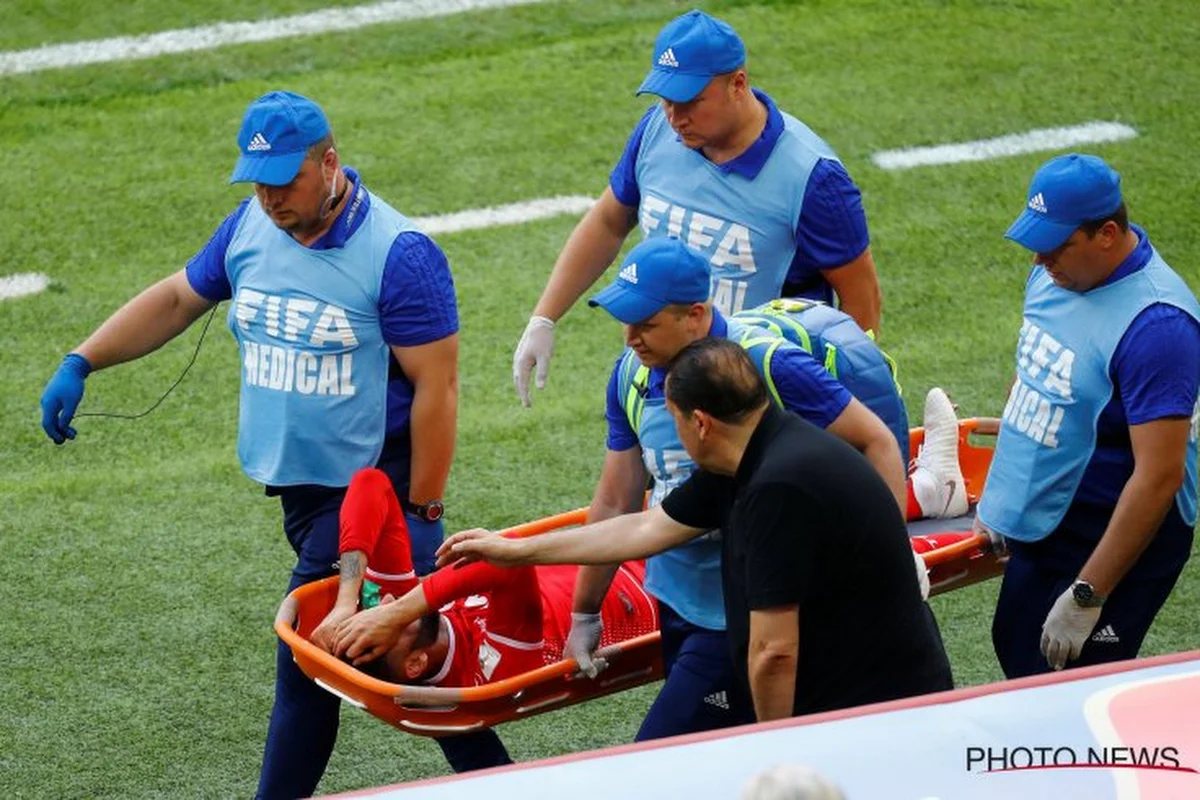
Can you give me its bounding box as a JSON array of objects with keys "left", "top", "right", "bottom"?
[
  {"left": 978, "top": 154, "right": 1200, "bottom": 676},
  {"left": 513, "top": 9, "right": 882, "bottom": 406},
  {"left": 566, "top": 237, "right": 906, "bottom": 740},
  {"left": 441, "top": 338, "right": 953, "bottom": 722},
  {"left": 36, "top": 91, "right": 502, "bottom": 797}
]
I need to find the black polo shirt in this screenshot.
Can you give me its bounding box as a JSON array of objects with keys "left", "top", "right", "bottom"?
[{"left": 662, "top": 405, "right": 952, "bottom": 716}]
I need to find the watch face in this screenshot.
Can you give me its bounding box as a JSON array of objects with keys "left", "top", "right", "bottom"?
[
  {"left": 1072, "top": 581, "right": 1095, "bottom": 606},
  {"left": 424, "top": 500, "right": 445, "bottom": 522}
]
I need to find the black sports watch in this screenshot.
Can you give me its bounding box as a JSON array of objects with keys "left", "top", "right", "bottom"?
[
  {"left": 403, "top": 498, "right": 445, "bottom": 523},
  {"left": 1071, "top": 579, "right": 1105, "bottom": 608}
]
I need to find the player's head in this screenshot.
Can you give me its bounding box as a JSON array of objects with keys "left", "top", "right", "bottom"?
[
  {"left": 636, "top": 10, "right": 751, "bottom": 150},
  {"left": 588, "top": 238, "right": 713, "bottom": 367},
  {"left": 664, "top": 337, "right": 769, "bottom": 473},
  {"left": 1004, "top": 153, "right": 1131, "bottom": 292},
  {"left": 360, "top": 612, "right": 447, "bottom": 684},
  {"left": 230, "top": 91, "right": 344, "bottom": 236}
]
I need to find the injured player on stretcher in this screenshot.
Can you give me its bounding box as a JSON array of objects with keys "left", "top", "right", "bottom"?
[{"left": 313, "top": 468, "right": 659, "bottom": 686}]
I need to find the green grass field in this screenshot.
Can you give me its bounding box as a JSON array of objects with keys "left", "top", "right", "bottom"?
[{"left": 3, "top": 0, "right": 1200, "bottom": 796}]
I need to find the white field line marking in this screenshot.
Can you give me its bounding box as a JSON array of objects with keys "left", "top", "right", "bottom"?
[
  {"left": 0, "top": 0, "right": 548, "bottom": 77},
  {"left": 872, "top": 121, "right": 1139, "bottom": 171},
  {"left": 0, "top": 272, "right": 51, "bottom": 302},
  {"left": 413, "top": 195, "right": 594, "bottom": 235}
]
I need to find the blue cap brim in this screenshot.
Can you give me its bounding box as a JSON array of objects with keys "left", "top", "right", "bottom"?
[
  {"left": 636, "top": 68, "right": 713, "bottom": 103},
  {"left": 229, "top": 150, "right": 307, "bottom": 186},
  {"left": 1004, "top": 209, "right": 1079, "bottom": 253},
  {"left": 587, "top": 283, "right": 668, "bottom": 325}
]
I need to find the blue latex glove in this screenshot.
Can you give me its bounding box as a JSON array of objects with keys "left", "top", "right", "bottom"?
[
  {"left": 40, "top": 353, "right": 92, "bottom": 444},
  {"left": 405, "top": 513, "right": 445, "bottom": 576}
]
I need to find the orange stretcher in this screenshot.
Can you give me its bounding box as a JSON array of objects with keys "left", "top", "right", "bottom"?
[{"left": 274, "top": 418, "right": 1006, "bottom": 737}]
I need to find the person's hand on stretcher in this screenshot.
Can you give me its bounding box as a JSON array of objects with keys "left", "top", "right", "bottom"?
[{"left": 436, "top": 528, "right": 526, "bottom": 569}]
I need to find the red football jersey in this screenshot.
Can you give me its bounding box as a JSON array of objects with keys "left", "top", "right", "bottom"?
[{"left": 421, "top": 561, "right": 658, "bottom": 687}]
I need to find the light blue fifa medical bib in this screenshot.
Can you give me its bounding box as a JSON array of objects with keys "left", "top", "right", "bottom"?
[
  {"left": 224, "top": 186, "right": 420, "bottom": 487},
  {"left": 978, "top": 252, "right": 1200, "bottom": 541},
  {"left": 616, "top": 352, "right": 726, "bottom": 631},
  {"left": 634, "top": 108, "right": 835, "bottom": 315}
]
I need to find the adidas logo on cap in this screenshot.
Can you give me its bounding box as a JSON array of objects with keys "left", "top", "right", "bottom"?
[
  {"left": 619, "top": 262, "right": 639, "bottom": 284},
  {"left": 1028, "top": 192, "right": 1047, "bottom": 214},
  {"left": 247, "top": 132, "right": 271, "bottom": 152},
  {"left": 657, "top": 47, "right": 679, "bottom": 68}
]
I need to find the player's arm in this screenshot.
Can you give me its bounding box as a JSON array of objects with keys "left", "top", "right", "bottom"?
[
  {"left": 334, "top": 579, "right": 433, "bottom": 666},
  {"left": 75, "top": 270, "right": 215, "bottom": 369},
  {"left": 312, "top": 549, "right": 368, "bottom": 653},
  {"left": 748, "top": 606, "right": 800, "bottom": 722},
  {"left": 821, "top": 248, "right": 881, "bottom": 337},
  {"left": 312, "top": 469, "right": 399, "bottom": 652},
  {"left": 532, "top": 188, "right": 638, "bottom": 322},
  {"left": 826, "top": 398, "right": 907, "bottom": 512},
  {"left": 574, "top": 446, "right": 649, "bottom": 614}
]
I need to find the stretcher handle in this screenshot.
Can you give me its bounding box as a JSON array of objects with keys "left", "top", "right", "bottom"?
[
  {"left": 919, "top": 533, "right": 993, "bottom": 568},
  {"left": 910, "top": 416, "right": 1000, "bottom": 445},
  {"left": 393, "top": 631, "right": 663, "bottom": 706},
  {"left": 496, "top": 507, "right": 589, "bottom": 539}
]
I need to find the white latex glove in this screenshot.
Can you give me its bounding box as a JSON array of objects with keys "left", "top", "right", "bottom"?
[
  {"left": 912, "top": 549, "right": 931, "bottom": 601},
  {"left": 513, "top": 316, "right": 556, "bottom": 407},
  {"left": 565, "top": 611, "right": 605, "bottom": 678},
  {"left": 973, "top": 517, "right": 1008, "bottom": 557},
  {"left": 1040, "top": 587, "right": 1102, "bottom": 670}
]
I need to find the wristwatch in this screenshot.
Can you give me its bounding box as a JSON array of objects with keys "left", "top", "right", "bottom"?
[
  {"left": 403, "top": 498, "right": 445, "bottom": 523},
  {"left": 1070, "top": 579, "right": 1105, "bottom": 608}
]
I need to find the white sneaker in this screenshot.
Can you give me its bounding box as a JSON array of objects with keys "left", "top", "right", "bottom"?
[{"left": 911, "top": 387, "right": 968, "bottom": 518}]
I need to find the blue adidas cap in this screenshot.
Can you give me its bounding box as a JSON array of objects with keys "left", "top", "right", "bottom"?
[
  {"left": 636, "top": 10, "right": 747, "bottom": 103},
  {"left": 1005, "top": 153, "right": 1124, "bottom": 253},
  {"left": 588, "top": 238, "right": 712, "bottom": 324},
  {"left": 230, "top": 91, "right": 331, "bottom": 186}
]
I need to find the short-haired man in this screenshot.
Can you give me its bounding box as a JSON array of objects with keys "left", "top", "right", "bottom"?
[
  {"left": 979, "top": 153, "right": 1200, "bottom": 676},
  {"left": 513, "top": 9, "right": 882, "bottom": 407},
  {"left": 441, "top": 338, "right": 954, "bottom": 722},
  {"left": 568, "top": 237, "right": 906, "bottom": 739},
  {"left": 36, "top": 91, "right": 492, "bottom": 796}
]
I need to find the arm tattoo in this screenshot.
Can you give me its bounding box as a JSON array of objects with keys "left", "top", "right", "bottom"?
[{"left": 340, "top": 551, "right": 365, "bottom": 580}]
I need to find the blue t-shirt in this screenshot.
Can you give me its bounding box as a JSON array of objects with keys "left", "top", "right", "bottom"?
[
  {"left": 185, "top": 168, "right": 458, "bottom": 439},
  {"left": 1073, "top": 226, "right": 1200, "bottom": 508},
  {"left": 609, "top": 91, "right": 869, "bottom": 293},
  {"left": 604, "top": 310, "right": 851, "bottom": 451}
]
